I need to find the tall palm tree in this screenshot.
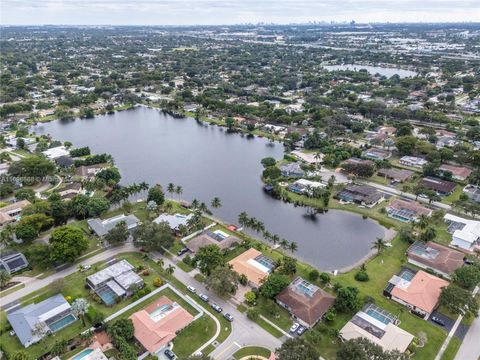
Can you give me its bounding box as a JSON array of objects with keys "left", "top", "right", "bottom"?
[
  {"left": 175, "top": 185, "right": 183, "bottom": 199},
  {"left": 271, "top": 234, "right": 280, "bottom": 248},
  {"left": 280, "top": 238, "right": 289, "bottom": 250},
  {"left": 263, "top": 230, "right": 272, "bottom": 242},
  {"left": 289, "top": 241, "right": 298, "bottom": 253},
  {"left": 238, "top": 212, "right": 249, "bottom": 227},
  {"left": 157, "top": 258, "right": 164, "bottom": 269},
  {"left": 167, "top": 183, "right": 175, "bottom": 197},
  {"left": 418, "top": 214, "right": 429, "bottom": 230},
  {"left": 165, "top": 264, "right": 175, "bottom": 275},
  {"left": 191, "top": 198, "right": 199, "bottom": 209},
  {"left": 0, "top": 224, "right": 14, "bottom": 247},
  {"left": 211, "top": 197, "right": 221, "bottom": 209},
  {"left": 371, "top": 237, "right": 387, "bottom": 254}
]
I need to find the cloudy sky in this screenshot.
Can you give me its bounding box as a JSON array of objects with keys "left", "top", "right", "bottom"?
[{"left": 1, "top": 0, "right": 480, "bottom": 25}]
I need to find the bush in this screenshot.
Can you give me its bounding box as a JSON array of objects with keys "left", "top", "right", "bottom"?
[
  {"left": 319, "top": 272, "right": 331, "bottom": 285},
  {"left": 246, "top": 307, "right": 259, "bottom": 321},
  {"left": 324, "top": 309, "right": 336, "bottom": 322},
  {"left": 308, "top": 269, "right": 319, "bottom": 281},
  {"left": 354, "top": 271, "right": 369, "bottom": 282},
  {"left": 153, "top": 277, "right": 163, "bottom": 287}
]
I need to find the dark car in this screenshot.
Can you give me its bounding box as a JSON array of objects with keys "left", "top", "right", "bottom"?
[
  {"left": 177, "top": 248, "right": 189, "bottom": 256},
  {"left": 296, "top": 326, "right": 307, "bottom": 335},
  {"left": 431, "top": 316, "right": 445, "bottom": 326},
  {"left": 164, "top": 349, "right": 176, "bottom": 359},
  {"left": 224, "top": 313, "right": 234, "bottom": 322}
]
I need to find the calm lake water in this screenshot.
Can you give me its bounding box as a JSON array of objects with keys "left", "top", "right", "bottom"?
[
  {"left": 323, "top": 64, "right": 417, "bottom": 78},
  {"left": 33, "top": 106, "right": 386, "bottom": 270}
]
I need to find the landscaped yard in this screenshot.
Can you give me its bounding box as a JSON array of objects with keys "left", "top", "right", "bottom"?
[{"left": 233, "top": 346, "right": 272, "bottom": 359}]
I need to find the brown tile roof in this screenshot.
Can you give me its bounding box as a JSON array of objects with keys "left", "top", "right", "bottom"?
[
  {"left": 391, "top": 270, "right": 449, "bottom": 314},
  {"left": 228, "top": 248, "right": 270, "bottom": 287},
  {"left": 0, "top": 200, "right": 31, "bottom": 215},
  {"left": 377, "top": 168, "right": 414, "bottom": 182},
  {"left": 276, "top": 277, "right": 335, "bottom": 327},
  {"left": 407, "top": 241, "right": 464, "bottom": 275},
  {"left": 439, "top": 164, "right": 472, "bottom": 180},
  {"left": 388, "top": 199, "right": 432, "bottom": 217},
  {"left": 420, "top": 177, "right": 456, "bottom": 194}
]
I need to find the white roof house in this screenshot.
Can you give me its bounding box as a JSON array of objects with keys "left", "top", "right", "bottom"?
[
  {"left": 87, "top": 214, "right": 140, "bottom": 237},
  {"left": 153, "top": 213, "right": 193, "bottom": 231},
  {"left": 444, "top": 214, "right": 480, "bottom": 251},
  {"left": 42, "top": 146, "right": 70, "bottom": 160}
]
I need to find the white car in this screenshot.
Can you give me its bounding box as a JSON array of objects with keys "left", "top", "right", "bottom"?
[
  {"left": 199, "top": 293, "right": 209, "bottom": 302},
  {"left": 289, "top": 322, "right": 300, "bottom": 333},
  {"left": 187, "top": 286, "right": 196, "bottom": 294}
]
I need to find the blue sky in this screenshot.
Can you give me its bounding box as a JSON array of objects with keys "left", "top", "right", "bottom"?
[{"left": 1, "top": 0, "right": 479, "bottom": 25}]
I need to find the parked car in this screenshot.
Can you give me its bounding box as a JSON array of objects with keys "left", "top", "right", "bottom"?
[
  {"left": 177, "top": 248, "right": 189, "bottom": 256},
  {"left": 431, "top": 316, "right": 445, "bottom": 326},
  {"left": 224, "top": 313, "right": 234, "bottom": 322},
  {"left": 199, "top": 293, "right": 209, "bottom": 302},
  {"left": 211, "top": 303, "right": 222, "bottom": 313},
  {"left": 187, "top": 286, "right": 196, "bottom": 294},
  {"left": 164, "top": 349, "right": 176, "bottom": 359},
  {"left": 296, "top": 326, "right": 306, "bottom": 335},
  {"left": 79, "top": 264, "right": 91, "bottom": 272},
  {"left": 289, "top": 322, "right": 300, "bottom": 333}
]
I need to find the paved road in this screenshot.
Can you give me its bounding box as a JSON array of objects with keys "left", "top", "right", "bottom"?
[
  {"left": 1, "top": 243, "right": 137, "bottom": 309},
  {"left": 158, "top": 253, "right": 283, "bottom": 359},
  {"left": 454, "top": 287, "right": 480, "bottom": 360},
  {"left": 362, "top": 181, "right": 452, "bottom": 210}
]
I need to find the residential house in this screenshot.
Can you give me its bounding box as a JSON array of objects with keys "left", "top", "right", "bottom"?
[
  {"left": 288, "top": 179, "right": 325, "bottom": 195},
  {"left": 291, "top": 150, "right": 322, "bottom": 164},
  {"left": 362, "top": 148, "right": 392, "bottom": 161},
  {"left": 386, "top": 199, "right": 432, "bottom": 223},
  {"left": 0, "top": 200, "right": 31, "bottom": 227},
  {"left": 336, "top": 184, "right": 384, "bottom": 207},
  {"left": 42, "top": 146, "right": 69, "bottom": 160},
  {"left": 55, "top": 156, "right": 74, "bottom": 168},
  {"left": 279, "top": 163, "right": 304, "bottom": 177},
  {"left": 276, "top": 277, "right": 335, "bottom": 328},
  {"left": 343, "top": 158, "right": 375, "bottom": 167},
  {"left": 7, "top": 294, "right": 77, "bottom": 347},
  {"left": 438, "top": 164, "right": 472, "bottom": 181},
  {"left": 153, "top": 213, "right": 193, "bottom": 234},
  {"left": 444, "top": 214, "right": 480, "bottom": 252},
  {"left": 186, "top": 230, "right": 239, "bottom": 253},
  {"left": 377, "top": 168, "right": 414, "bottom": 182},
  {"left": 340, "top": 304, "right": 414, "bottom": 353},
  {"left": 463, "top": 184, "right": 480, "bottom": 203},
  {"left": 86, "top": 259, "right": 144, "bottom": 305},
  {"left": 407, "top": 241, "right": 464, "bottom": 278},
  {"left": 384, "top": 268, "right": 449, "bottom": 319},
  {"left": 56, "top": 182, "right": 84, "bottom": 200},
  {"left": 0, "top": 250, "right": 29, "bottom": 274},
  {"left": 420, "top": 177, "right": 456, "bottom": 195},
  {"left": 75, "top": 164, "right": 108, "bottom": 179},
  {"left": 87, "top": 214, "right": 140, "bottom": 237},
  {"left": 228, "top": 248, "right": 275, "bottom": 288},
  {"left": 0, "top": 162, "right": 9, "bottom": 175},
  {"left": 399, "top": 156, "right": 427, "bottom": 169},
  {"left": 129, "top": 296, "right": 194, "bottom": 355}
]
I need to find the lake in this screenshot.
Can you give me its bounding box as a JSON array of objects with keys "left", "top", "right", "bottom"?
[
  {"left": 33, "top": 106, "right": 387, "bottom": 271},
  {"left": 323, "top": 64, "right": 417, "bottom": 78}
]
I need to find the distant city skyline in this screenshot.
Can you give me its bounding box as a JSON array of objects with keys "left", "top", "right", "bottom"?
[{"left": 1, "top": 0, "right": 480, "bottom": 26}]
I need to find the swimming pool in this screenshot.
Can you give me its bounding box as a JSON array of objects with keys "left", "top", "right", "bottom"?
[
  {"left": 97, "top": 287, "right": 118, "bottom": 306},
  {"left": 150, "top": 303, "right": 172, "bottom": 317},
  {"left": 49, "top": 314, "right": 76, "bottom": 332},
  {"left": 399, "top": 268, "right": 416, "bottom": 281},
  {"left": 72, "top": 348, "right": 93, "bottom": 360}
]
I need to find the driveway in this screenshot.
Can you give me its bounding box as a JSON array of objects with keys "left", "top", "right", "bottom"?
[
  {"left": 157, "top": 253, "right": 283, "bottom": 359},
  {"left": 429, "top": 311, "right": 469, "bottom": 340},
  {"left": 455, "top": 314, "right": 480, "bottom": 360}
]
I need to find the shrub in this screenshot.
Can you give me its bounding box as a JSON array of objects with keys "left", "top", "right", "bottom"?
[
  {"left": 142, "top": 269, "right": 150, "bottom": 276},
  {"left": 308, "top": 269, "right": 319, "bottom": 281},
  {"left": 245, "top": 291, "right": 257, "bottom": 305},
  {"left": 354, "top": 271, "right": 369, "bottom": 282},
  {"left": 246, "top": 307, "right": 259, "bottom": 321},
  {"left": 324, "top": 309, "right": 336, "bottom": 322},
  {"left": 153, "top": 277, "right": 163, "bottom": 287},
  {"left": 319, "top": 272, "right": 331, "bottom": 285}
]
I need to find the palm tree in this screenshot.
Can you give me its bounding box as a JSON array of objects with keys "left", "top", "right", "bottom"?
[
  {"left": 418, "top": 214, "right": 429, "bottom": 230},
  {"left": 157, "top": 258, "right": 164, "bottom": 269},
  {"left": 211, "top": 197, "right": 221, "bottom": 209},
  {"left": 0, "top": 224, "right": 14, "bottom": 247},
  {"left": 191, "top": 198, "right": 199, "bottom": 209},
  {"left": 422, "top": 227, "right": 437, "bottom": 241},
  {"left": 263, "top": 230, "right": 272, "bottom": 242},
  {"left": 289, "top": 241, "right": 298, "bottom": 253},
  {"left": 280, "top": 238, "right": 289, "bottom": 250},
  {"left": 199, "top": 202, "right": 210, "bottom": 215},
  {"left": 371, "top": 237, "right": 387, "bottom": 254},
  {"left": 271, "top": 234, "right": 280, "bottom": 248},
  {"left": 167, "top": 183, "right": 175, "bottom": 197},
  {"left": 165, "top": 264, "right": 175, "bottom": 275},
  {"left": 175, "top": 185, "right": 183, "bottom": 199},
  {"left": 238, "top": 212, "right": 249, "bottom": 227}
]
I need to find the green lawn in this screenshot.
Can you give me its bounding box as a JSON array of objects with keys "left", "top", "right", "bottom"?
[
  {"left": 233, "top": 346, "right": 272, "bottom": 359},
  {"left": 173, "top": 316, "right": 216, "bottom": 357},
  {"left": 440, "top": 337, "right": 461, "bottom": 360}
]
